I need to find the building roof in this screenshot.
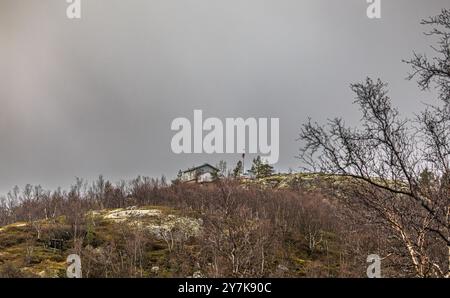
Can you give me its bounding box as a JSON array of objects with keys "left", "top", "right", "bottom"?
[{"left": 182, "top": 163, "right": 219, "bottom": 174}]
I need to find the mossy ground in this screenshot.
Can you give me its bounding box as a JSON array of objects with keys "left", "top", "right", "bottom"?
[
  {"left": 0, "top": 202, "right": 345, "bottom": 277},
  {"left": 0, "top": 206, "right": 183, "bottom": 277}
]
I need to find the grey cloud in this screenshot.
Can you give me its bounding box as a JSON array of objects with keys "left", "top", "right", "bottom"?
[{"left": 0, "top": 0, "right": 448, "bottom": 194}]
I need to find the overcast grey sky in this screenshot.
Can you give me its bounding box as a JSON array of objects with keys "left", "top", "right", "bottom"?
[{"left": 0, "top": 0, "right": 448, "bottom": 194}]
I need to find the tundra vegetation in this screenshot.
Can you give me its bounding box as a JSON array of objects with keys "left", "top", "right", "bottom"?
[{"left": 0, "top": 172, "right": 445, "bottom": 278}]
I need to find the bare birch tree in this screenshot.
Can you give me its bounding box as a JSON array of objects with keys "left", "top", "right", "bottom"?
[{"left": 299, "top": 9, "right": 450, "bottom": 277}]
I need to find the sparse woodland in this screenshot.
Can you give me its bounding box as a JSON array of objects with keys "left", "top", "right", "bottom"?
[
  {"left": 0, "top": 173, "right": 445, "bottom": 278},
  {"left": 0, "top": 173, "right": 402, "bottom": 277}
]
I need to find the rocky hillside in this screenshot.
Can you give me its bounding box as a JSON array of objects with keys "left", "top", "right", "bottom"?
[
  {"left": 0, "top": 176, "right": 372, "bottom": 278},
  {"left": 0, "top": 206, "right": 203, "bottom": 277}
]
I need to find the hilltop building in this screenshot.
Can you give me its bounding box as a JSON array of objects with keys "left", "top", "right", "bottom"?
[{"left": 180, "top": 163, "right": 219, "bottom": 184}]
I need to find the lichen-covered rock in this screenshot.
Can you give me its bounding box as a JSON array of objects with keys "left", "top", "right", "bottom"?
[
  {"left": 102, "top": 207, "right": 203, "bottom": 240},
  {"left": 103, "top": 208, "right": 162, "bottom": 222},
  {"left": 147, "top": 215, "right": 203, "bottom": 241}
]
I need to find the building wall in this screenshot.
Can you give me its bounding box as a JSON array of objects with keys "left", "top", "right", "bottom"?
[{"left": 181, "top": 166, "right": 216, "bottom": 183}]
